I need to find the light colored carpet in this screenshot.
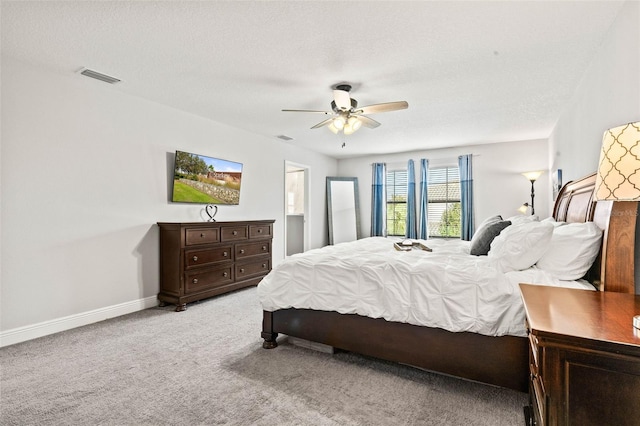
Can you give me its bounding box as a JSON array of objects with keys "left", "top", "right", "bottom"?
[{"left": 0, "top": 287, "right": 527, "bottom": 425}]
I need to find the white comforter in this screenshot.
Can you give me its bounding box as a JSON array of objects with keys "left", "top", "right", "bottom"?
[{"left": 257, "top": 237, "right": 594, "bottom": 337}]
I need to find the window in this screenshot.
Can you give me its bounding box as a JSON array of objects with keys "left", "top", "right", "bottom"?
[
  {"left": 428, "top": 167, "right": 461, "bottom": 238},
  {"left": 386, "top": 169, "right": 407, "bottom": 236}
]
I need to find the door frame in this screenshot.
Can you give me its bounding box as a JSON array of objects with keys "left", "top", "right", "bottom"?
[{"left": 284, "top": 161, "right": 310, "bottom": 257}]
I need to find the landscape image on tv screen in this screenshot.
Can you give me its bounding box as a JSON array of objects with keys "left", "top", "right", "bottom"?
[{"left": 172, "top": 150, "right": 243, "bottom": 205}]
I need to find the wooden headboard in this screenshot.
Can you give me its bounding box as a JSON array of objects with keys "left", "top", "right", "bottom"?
[{"left": 552, "top": 172, "right": 638, "bottom": 293}]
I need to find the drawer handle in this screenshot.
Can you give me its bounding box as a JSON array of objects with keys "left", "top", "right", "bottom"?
[
  {"left": 262, "top": 246, "right": 267, "bottom": 251},
  {"left": 240, "top": 249, "right": 245, "bottom": 254},
  {"left": 192, "top": 256, "right": 198, "bottom": 262},
  {"left": 192, "top": 278, "right": 198, "bottom": 284},
  {"left": 223, "top": 251, "right": 228, "bottom": 257},
  {"left": 239, "top": 268, "right": 245, "bottom": 273},
  {"left": 232, "top": 230, "right": 238, "bottom": 236},
  {"left": 258, "top": 229, "right": 263, "bottom": 233},
  {"left": 262, "top": 263, "right": 267, "bottom": 268},
  {"left": 223, "top": 272, "right": 228, "bottom": 277},
  {"left": 200, "top": 233, "right": 205, "bottom": 238}
]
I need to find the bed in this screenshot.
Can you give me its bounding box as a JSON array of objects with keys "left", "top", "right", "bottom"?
[{"left": 259, "top": 173, "right": 638, "bottom": 392}]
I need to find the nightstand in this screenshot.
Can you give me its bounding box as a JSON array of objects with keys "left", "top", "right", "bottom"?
[{"left": 519, "top": 284, "right": 640, "bottom": 426}]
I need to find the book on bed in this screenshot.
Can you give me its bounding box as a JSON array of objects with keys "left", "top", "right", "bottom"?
[{"left": 393, "top": 240, "right": 432, "bottom": 251}]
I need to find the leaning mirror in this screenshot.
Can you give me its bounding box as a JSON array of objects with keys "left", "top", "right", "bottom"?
[{"left": 326, "top": 177, "right": 360, "bottom": 245}]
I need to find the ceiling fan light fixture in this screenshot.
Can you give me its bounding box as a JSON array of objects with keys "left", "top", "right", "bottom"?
[{"left": 282, "top": 83, "right": 408, "bottom": 139}]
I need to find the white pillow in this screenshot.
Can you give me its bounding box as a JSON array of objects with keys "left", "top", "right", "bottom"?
[
  {"left": 540, "top": 217, "right": 566, "bottom": 227},
  {"left": 488, "top": 221, "right": 554, "bottom": 272},
  {"left": 536, "top": 222, "right": 603, "bottom": 280},
  {"left": 505, "top": 214, "right": 539, "bottom": 225}
]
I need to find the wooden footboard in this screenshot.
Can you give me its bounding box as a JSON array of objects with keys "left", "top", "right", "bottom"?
[{"left": 262, "top": 309, "right": 529, "bottom": 392}]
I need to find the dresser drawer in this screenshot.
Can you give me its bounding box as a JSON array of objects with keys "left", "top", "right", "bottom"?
[
  {"left": 221, "top": 225, "right": 248, "bottom": 241},
  {"left": 185, "top": 246, "right": 232, "bottom": 268},
  {"left": 236, "top": 259, "right": 270, "bottom": 280},
  {"left": 236, "top": 241, "right": 271, "bottom": 259},
  {"left": 185, "top": 265, "right": 234, "bottom": 293},
  {"left": 249, "top": 224, "right": 272, "bottom": 239},
  {"left": 185, "top": 227, "right": 220, "bottom": 246}
]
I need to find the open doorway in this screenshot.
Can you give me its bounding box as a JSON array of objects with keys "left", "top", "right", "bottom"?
[{"left": 285, "top": 161, "right": 310, "bottom": 256}]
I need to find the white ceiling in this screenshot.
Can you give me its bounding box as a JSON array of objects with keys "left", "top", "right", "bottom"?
[{"left": 1, "top": 1, "right": 626, "bottom": 159}]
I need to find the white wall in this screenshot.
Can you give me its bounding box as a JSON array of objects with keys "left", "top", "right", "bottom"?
[
  {"left": 549, "top": 0, "right": 640, "bottom": 182},
  {"left": 338, "top": 139, "right": 550, "bottom": 238},
  {"left": 0, "top": 57, "right": 337, "bottom": 342}
]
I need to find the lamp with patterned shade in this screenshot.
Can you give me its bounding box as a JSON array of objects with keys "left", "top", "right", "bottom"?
[
  {"left": 594, "top": 121, "right": 640, "bottom": 299},
  {"left": 595, "top": 122, "right": 640, "bottom": 201}
]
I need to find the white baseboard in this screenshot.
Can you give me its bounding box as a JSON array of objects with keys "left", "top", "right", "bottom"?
[{"left": 0, "top": 295, "right": 158, "bottom": 348}]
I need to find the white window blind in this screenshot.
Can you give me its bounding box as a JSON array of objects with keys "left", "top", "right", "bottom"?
[
  {"left": 386, "top": 169, "right": 407, "bottom": 236},
  {"left": 427, "top": 167, "right": 461, "bottom": 238}
]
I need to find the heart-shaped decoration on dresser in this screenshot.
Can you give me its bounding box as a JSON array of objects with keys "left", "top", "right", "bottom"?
[{"left": 205, "top": 204, "right": 218, "bottom": 222}]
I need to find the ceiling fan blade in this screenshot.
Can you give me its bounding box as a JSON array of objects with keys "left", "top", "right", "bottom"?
[
  {"left": 333, "top": 89, "right": 351, "bottom": 110},
  {"left": 356, "top": 101, "right": 408, "bottom": 114},
  {"left": 310, "top": 117, "right": 335, "bottom": 129},
  {"left": 357, "top": 115, "right": 381, "bottom": 129},
  {"left": 282, "top": 109, "right": 332, "bottom": 114}
]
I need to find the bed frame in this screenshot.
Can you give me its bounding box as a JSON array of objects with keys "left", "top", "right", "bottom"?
[{"left": 261, "top": 173, "right": 638, "bottom": 392}]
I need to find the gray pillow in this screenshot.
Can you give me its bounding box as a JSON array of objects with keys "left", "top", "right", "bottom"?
[
  {"left": 470, "top": 215, "right": 501, "bottom": 246},
  {"left": 470, "top": 220, "right": 511, "bottom": 256},
  {"left": 475, "top": 215, "right": 502, "bottom": 231}
]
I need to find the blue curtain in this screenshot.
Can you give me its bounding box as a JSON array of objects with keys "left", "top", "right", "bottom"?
[
  {"left": 458, "top": 154, "right": 474, "bottom": 241},
  {"left": 405, "top": 160, "right": 417, "bottom": 239},
  {"left": 418, "top": 159, "right": 429, "bottom": 239},
  {"left": 371, "top": 163, "right": 386, "bottom": 236}
]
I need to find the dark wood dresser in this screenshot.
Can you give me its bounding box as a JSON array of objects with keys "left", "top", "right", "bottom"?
[
  {"left": 157, "top": 220, "right": 274, "bottom": 311},
  {"left": 520, "top": 284, "right": 640, "bottom": 426}
]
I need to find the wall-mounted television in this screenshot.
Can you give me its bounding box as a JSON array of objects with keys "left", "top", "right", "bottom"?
[{"left": 172, "top": 150, "right": 243, "bottom": 205}]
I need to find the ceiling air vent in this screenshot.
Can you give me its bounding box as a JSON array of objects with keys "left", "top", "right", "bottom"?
[{"left": 79, "top": 68, "right": 121, "bottom": 84}]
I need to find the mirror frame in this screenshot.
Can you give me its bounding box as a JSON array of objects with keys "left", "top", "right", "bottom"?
[{"left": 326, "top": 177, "right": 361, "bottom": 245}]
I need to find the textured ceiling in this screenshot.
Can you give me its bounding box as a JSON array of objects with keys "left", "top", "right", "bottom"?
[{"left": 0, "top": 1, "right": 626, "bottom": 159}]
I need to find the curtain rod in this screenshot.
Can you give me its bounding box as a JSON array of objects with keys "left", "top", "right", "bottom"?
[{"left": 370, "top": 154, "right": 480, "bottom": 166}]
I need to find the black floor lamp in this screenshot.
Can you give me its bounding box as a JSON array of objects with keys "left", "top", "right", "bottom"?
[{"left": 518, "top": 171, "right": 543, "bottom": 215}]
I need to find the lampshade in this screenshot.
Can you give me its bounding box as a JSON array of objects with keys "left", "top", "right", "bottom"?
[
  {"left": 522, "top": 171, "right": 543, "bottom": 182},
  {"left": 343, "top": 117, "right": 362, "bottom": 135},
  {"left": 333, "top": 116, "right": 346, "bottom": 130},
  {"left": 348, "top": 116, "right": 362, "bottom": 131},
  {"left": 595, "top": 122, "right": 640, "bottom": 201},
  {"left": 326, "top": 114, "right": 363, "bottom": 135},
  {"left": 343, "top": 122, "right": 355, "bottom": 135}
]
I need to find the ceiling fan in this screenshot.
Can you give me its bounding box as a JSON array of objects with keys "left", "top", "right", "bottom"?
[{"left": 282, "top": 84, "right": 408, "bottom": 135}]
